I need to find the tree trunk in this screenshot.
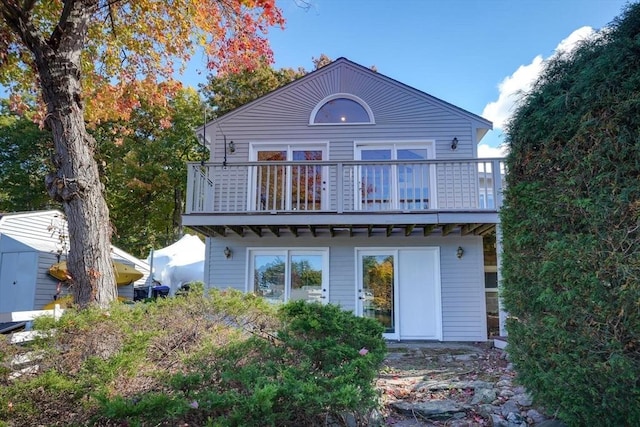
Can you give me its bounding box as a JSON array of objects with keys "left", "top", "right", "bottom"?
[
  {"left": 43, "top": 81, "right": 118, "bottom": 308},
  {"left": 28, "top": 1, "right": 117, "bottom": 308}
]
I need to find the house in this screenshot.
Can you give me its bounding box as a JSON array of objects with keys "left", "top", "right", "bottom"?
[
  {"left": 183, "top": 58, "right": 504, "bottom": 341},
  {"left": 0, "top": 210, "right": 150, "bottom": 313}
]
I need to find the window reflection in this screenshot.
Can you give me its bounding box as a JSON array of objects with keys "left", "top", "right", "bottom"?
[
  {"left": 254, "top": 255, "right": 285, "bottom": 304},
  {"left": 314, "top": 98, "right": 370, "bottom": 123},
  {"left": 290, "top": 255, "right": 323, "bottom": 303}
]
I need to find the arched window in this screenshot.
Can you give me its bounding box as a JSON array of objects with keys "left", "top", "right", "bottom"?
[{"left": 310, "top": 94, "right": 374, "bottom": 124}]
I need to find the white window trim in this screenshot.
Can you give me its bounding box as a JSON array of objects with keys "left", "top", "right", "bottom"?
[
  {"left": 309, "top": 93, "right": 375, "bottom": 125},
  {"left": 355, "top": 248, "right": 400, "bottom": 340},
  {"left": 247, "top": 142, "right": 330, "bottom": 211},
  {"left": 246, "top": 247, "right": 330, "bottom": 303},
  {"left": 354, "top": 140, "right": 437, "bottom": 210}
]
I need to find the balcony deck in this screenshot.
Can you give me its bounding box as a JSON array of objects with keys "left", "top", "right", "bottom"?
[{"left": 183, "top": 158, "right": 505, "bottom": 238}]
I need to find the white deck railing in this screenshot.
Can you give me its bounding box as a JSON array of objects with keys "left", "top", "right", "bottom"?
[{"left": 186, "top": 158, "right": 505, "bottom": 214}]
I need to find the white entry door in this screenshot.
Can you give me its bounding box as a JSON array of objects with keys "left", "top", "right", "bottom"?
[
  {"left": 357, "top": 247, "right": 441, "bottom": 341},
  {"left": 398, "top": 248, "right": 442, "bottom": 340}
]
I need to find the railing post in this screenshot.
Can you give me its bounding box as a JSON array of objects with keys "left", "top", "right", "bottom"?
[
  {"left": 185, "top": 164, "right": 195, "bottom": 214},
  {"left": 336, "top": 162, "right": 344, "bottom": 213},
  {"left": 493, "top": 159, "right": 504, "bottom": 210},
  {"left": 205, "top": 164, "right": 213, "bottom": 212}
]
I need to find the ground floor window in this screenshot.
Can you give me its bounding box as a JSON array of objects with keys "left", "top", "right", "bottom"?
[{"left": 248, "top": 248, "right": 328, "bottom": 304}]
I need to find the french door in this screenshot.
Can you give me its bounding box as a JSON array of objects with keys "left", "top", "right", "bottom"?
[
  {"left": 356, "top": 248, "right": 442, "bottom": 341},
  {"left": 356, "top": 144, "right": 432, "bottom": 211},
  {"left": 251, "top": 144, "right": 327, "bottom": 211}
]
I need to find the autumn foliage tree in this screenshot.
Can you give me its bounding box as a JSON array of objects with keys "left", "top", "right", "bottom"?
[{"left": 0, "top": 0, "right": 283, "bottom": 308}]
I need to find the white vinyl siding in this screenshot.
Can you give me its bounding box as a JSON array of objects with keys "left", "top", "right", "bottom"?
[
  {"left": 205, "top": 234, "right": 486, "bottom": 341},
  {"left": 204, "top": 61, "right": 488, "bottom": 166}
]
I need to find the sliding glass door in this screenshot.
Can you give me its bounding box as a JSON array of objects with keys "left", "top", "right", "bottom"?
[{"left": 356, "top": 144, "right": 431, "bottom": 211}]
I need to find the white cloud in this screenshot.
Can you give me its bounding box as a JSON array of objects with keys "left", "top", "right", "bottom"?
[
  {"left": 555, "top": 26, "right": 596, "bottom": 57},
  {"left": 478, "top": 143, "right": 508, "bottom": 158},
  {"left": 482, "top": 26, "right": 597, "bottom": 131},
  {"left": 482, "top": 56, "right": 544, "bottom": 130}
]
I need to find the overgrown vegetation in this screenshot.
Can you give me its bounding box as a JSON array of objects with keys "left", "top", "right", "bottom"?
[
  {"left": 501, "top": 3, "right": 640, "bottom": 425},
  {"left": 0, "top": 288, "right": 386, "bottom": 426}
]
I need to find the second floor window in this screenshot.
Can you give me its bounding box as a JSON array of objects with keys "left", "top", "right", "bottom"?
[{"left": 311, "top": 94, "right": 373, "bottom": 124}]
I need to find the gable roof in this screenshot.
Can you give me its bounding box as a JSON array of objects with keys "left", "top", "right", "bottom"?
[{"left": 196, "top": 57, "right": 492, "bottom": 138}]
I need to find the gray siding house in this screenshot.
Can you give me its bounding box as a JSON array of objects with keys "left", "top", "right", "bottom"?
[
  {"left": 183, "top": 58, "right": 504, "bottom": 341},
  {"left": 0, "top": 210, "right": 150, "bottom": 312}
]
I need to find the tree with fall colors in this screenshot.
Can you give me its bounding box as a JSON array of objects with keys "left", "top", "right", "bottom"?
[{"left": 0, "top": 0, "right": 284, "bottom": 308}]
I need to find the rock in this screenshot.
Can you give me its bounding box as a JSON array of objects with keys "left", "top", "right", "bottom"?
[
  {"left": 514, "top": 392, "right": 533, "bottom": 407},
  {"left": 387, "top": 420, "right": 429, "bottom": 427},
  {"left": 418, "top": 379, "right": 493, "bottom": 391},
  {"left": 471, "top": 387, "right": 497, "bottom": 405},
  {"left": 526, "top": 409, "right": 547, "bottom": 424},
  {"left": 513, "top": 385, "right": 527, "bottom": 394},
  {"left": 465, "top": 380, "right": 495, "bottom": 389},
  {"left": 496, "top": 379, "right": 512, "bottom": 388},
  {"left": 476, "top": 403, "right": 498, "bottom": 417},
  {"left": 491, "top": 413, "right": 509, "bottom": 427},
  {"left": 453, "top": 353, "right": 479, "bottom": 361},
  {"left": 392, "top": 399, "right": 465, "bottom": 420},
  {"left": 342, "top": 412, "right": 357, "bottom": 427},
  {"left": 506, "top": 411, "right": 527, "bottom": 426},
  {"left": 417, "top": 380, "right": 450, "bottom": 390},
  {"left": 499, "top": 388, "right": 515, "bottom": 398},
  {"left": 500, "top": 400, "right": 519, "bottom": 417}
]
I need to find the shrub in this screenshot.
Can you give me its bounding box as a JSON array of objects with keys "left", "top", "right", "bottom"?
[
  {"left": 170, "top": 301, "right": 386, "bottom": 426},
  {"left": 1, "top": 290, "right": 385, "bottom": 426},
  {"left": 501, "top": 4, "right": 640, "bottom": 425}
]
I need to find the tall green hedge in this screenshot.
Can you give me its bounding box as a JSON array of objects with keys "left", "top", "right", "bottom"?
[{"left": 501, "top": 3, "right": 640, "bottom": 425}]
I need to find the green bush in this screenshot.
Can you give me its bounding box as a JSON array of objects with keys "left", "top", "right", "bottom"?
[
  {"left": 1, "top": 290, "right": 385, "bottom": 426},
  {"left": 170, "top": 301, "right": 386, "bottom": 426},
  {"left": 501, "top": 4, "right": 640, "bottom": 425}
]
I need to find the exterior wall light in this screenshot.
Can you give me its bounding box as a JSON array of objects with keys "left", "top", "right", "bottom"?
[
  {"left": 223, "top": 246, "right": 232, "bottom": 259},
  {"left": 451, "top": 137, "right": 459, "bottom": 150},
  {"left": 456, "top": 246, "right": 464, "bottom": 259},
  {"left": 228, "top": 140, "right": 236, "bottom": 153}
]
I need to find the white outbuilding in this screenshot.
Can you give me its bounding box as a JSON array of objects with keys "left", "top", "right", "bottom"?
[{"left": 0, "top": 210, "right": 150, "bottom": 313}]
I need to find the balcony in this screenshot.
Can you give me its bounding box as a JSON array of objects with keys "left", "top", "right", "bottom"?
[{"left": 184, "top": 158, "right": 505, "bottom": 238}]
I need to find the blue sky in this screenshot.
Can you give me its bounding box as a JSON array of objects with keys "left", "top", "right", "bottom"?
[
  {"left": 185, "top": 0, "right": 631, "bottom": 156},
  {"left": 1, "top": 1, "right": 629, "bottom": 156}
]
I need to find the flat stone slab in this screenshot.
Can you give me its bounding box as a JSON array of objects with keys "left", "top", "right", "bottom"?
[{"left": 392, "top": 399, "right": 466, "bottom": 420}]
